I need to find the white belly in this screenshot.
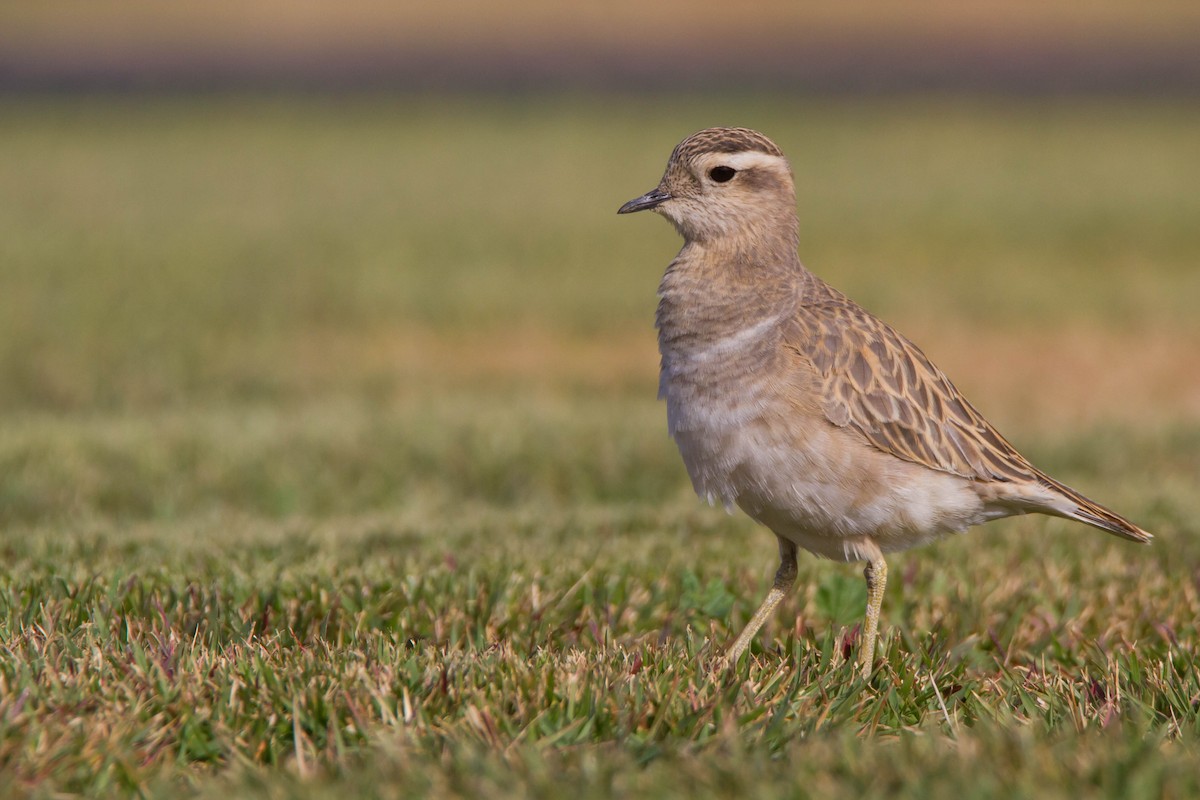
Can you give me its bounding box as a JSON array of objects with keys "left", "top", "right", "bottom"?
[{"left": 664, "top": 374, "right": 990, "bottom": 563}]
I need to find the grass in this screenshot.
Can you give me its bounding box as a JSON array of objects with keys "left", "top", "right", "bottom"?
[{"left": 0, "top": 94, "right": 1198, "bottom": 797}]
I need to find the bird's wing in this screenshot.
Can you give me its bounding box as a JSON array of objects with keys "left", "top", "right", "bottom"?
[{"left": 782, "top": 301, "right": 1037, "bottom": 483}]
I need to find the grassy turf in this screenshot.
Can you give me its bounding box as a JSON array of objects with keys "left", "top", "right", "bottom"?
[{"left": 0, "top": 95, "right": 1198, "bottom": 797}]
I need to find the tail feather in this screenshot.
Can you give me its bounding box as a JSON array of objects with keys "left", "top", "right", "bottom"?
[{"left": 1039, "top": 475, "right": 1152, "bottom": 544}]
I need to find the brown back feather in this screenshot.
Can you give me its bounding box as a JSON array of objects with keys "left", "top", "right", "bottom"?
[
  {"left": 783, "top": 292, "right": 1152, "bottom": 543},
  {"left": 784, "top": 297, "right": 1037, "bottom": 484}
]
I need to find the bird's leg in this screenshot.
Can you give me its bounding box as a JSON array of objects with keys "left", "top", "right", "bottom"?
[
  {"left": 722, "top": 537, "right": 798, "bottom": 668},
  {"left": 860, "top": 558, "right": 888, "bottom": 677}
]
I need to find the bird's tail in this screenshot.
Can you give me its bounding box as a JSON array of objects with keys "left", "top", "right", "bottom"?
[{"left": 1038, "top": 475, "right": 1152, "bottom": 543}]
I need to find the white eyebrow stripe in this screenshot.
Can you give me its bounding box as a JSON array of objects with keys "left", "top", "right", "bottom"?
[{"left": 706, "top": 150, "right": 789, "bottom": 172}]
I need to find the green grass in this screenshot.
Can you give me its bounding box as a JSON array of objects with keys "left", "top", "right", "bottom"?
[
  {"left": 2, "top": 95, "right": 1198, "bottom": 411},
  {"left": 1, "top": 94, "right": 1198, "bottom": 797}
]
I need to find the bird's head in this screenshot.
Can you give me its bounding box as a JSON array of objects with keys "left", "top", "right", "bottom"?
[{"left": 618, "top": 127, "right": 797, "bottom": 245}]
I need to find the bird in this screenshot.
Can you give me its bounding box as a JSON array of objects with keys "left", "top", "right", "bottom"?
[{"left": 617, "top": 127, "right": 1151, "bottom": 676}]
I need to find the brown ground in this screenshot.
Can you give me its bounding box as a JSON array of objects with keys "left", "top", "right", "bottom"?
[
  {"left": 301, "top": 323, "right": 1200, "bottom": 431},
  {"left": 1, "top": 1, "right": 1198, "bottom": 92}
]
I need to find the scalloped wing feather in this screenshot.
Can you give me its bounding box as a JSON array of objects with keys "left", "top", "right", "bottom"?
[
  {"left": 783, "top": 300, "right": 1150, "bottom": 542},
  {"left": 784, "top": 302, "right": 1038, "bottom": 484}
]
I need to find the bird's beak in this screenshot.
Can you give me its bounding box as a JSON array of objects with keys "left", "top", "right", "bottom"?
[{"left": 617, "top": 187, "right": 671, "bottom": 214}]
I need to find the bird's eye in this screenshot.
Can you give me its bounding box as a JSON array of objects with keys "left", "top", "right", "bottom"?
[{"left": 708, "top": 166, "right": 736, "bottom": 183}]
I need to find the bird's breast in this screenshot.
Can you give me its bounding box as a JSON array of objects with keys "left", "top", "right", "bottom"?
[
  {"left": 658, "top": 326, "right": 988, "bottom": 561},
  {"left": 657, "top": 323, "right": 787, "bottom": 504}
]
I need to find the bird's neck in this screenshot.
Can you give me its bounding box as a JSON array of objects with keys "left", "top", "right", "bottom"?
[{"left": 655, "top": 232, "right": 806, "bottom": 356}]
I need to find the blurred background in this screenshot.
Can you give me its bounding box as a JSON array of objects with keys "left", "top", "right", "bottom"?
[
  {"left": 3, "top": 8, "right": 1200, "bottom": 791},
  {"left": 1, "top": 0, "right": 1198, "bottom": 525},
  {"left": 3, "top": 1, "right": 1200, "bottom": 93}
]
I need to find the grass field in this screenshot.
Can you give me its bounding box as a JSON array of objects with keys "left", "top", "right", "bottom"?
[{"left": 1, "top": 94, "right": 1199, "bottom": 797}]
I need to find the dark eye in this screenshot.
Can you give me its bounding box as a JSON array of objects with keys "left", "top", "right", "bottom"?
[{"left": 708, "top": 166, "right": 736, "bottom": 183}]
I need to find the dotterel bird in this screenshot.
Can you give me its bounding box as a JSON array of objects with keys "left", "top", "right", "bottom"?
[{"left": 618, "top": 127, "right": 1151, "bottom": 676}]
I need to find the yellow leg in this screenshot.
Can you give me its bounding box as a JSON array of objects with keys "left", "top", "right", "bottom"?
[
  {"left": 860, "top": 558, "right": 887, "bottom": 677},
  {"left": 723, "top": 538, "right": 798, "bottom": 667}
]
